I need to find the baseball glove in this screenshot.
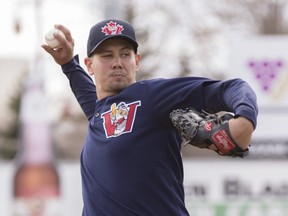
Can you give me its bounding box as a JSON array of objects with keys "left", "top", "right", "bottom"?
[{"left": 169, "top": 108, "right": 249, "bottom": 157}]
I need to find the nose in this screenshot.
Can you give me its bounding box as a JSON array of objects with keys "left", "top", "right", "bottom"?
[{"left": 112, "top": 56, "right": 122, "bottom": 69}]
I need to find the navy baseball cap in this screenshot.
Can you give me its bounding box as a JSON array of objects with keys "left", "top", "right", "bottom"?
[{"left": 87, "top": 19, "right": 138, "bottom": 57}]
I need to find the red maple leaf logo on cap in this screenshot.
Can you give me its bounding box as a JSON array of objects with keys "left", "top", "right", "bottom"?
[{"left": 101, "top": 21, "right": 124, "bottom": 35}]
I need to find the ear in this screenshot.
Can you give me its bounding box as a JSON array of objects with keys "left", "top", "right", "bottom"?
[
  {"left": 135, "top": 53, "right": 141, "bottom": 73},
  {"left": 84, "top": 57, "right": 94, "bottom": 75}
]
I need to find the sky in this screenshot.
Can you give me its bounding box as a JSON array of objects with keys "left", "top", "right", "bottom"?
[{"left": 0, "top": 0, "right": 99, "bottom": 58}]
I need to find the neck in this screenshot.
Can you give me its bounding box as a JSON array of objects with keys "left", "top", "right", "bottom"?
[{"left": 96, "top": 92, "right": 114, "bottom": 100}]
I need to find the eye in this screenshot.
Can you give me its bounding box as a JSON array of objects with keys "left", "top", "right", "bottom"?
[
  {"left": 102, "top": 54, "right": 113, "bottom": 58},
  {"left": 104, "top": 53, "right": 112, "bottom": 57},
  {"left": 121, "top": 52, "right": 130, "bottom": 58}
]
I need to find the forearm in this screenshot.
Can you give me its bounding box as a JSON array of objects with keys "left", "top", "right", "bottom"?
[
  {"left": 229, "top": 117, "right": 254, "bottom": 150},
  {"left": 207, "top": 115, "right": 254, "bottom": 153},
  {"left": 220, "top": 79, "right": 257, "bottom": 150}
]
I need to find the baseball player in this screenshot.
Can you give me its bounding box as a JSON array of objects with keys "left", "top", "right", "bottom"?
[{"left": 42, "top": 19, "right": 258, "bottom": 216}]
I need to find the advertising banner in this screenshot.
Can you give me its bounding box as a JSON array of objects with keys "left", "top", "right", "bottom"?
[
  {"left": 228, "top": 36, "right": 288, "bottom": 159},
  {"left": 229, "top": 36, "right": 288, "bottom": 108},
  {"left": 184, "top": 159, "right": 288, "bottom": 216}
]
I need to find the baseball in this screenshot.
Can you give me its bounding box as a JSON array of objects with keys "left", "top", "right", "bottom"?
[{"left": 45, "top": 28, "right": 65, "bottom": 49}]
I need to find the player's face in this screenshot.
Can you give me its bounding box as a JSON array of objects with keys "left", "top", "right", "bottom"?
[{"left": 85, "top": 39, "right": 140, "bottom": 100}]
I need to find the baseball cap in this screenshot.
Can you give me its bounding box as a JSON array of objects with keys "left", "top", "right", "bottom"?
[{"left": 87, "top": 19, "right": 138, "bottom": 57}]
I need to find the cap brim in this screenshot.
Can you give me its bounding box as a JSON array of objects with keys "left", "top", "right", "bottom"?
[{"left": 88, "top": 35, "right": 138, "bottom": 57}]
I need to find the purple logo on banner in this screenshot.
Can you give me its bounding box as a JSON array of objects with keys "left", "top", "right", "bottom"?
[{"left": 248, "top": 60, "right": 283, "bottom": 92}]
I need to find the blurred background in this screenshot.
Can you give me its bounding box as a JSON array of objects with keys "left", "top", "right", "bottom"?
[{"left": 1, "top": 0, "right": 288, "bottom": 215}]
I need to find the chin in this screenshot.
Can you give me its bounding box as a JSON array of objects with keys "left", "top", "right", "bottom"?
[{"left": 111, "top": 82, "right": 129, "bottom": 92}]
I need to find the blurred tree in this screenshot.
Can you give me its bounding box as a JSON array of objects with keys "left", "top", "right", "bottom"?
[
  {"left": 118, "top": 0, "right": 228, "bottom": 79},
  {"left": 211, "top": 0, "right": 288, "bottom": 35},
  {"left": 119, "top": 0, "right": 288, "bottom": 80},
  {"left": 0, "top": 77, "right": 23, "bottom": 159},
  {"left": 122, "top": 0, "right": 158, "bottom": 81},
  {"left": 53, "top": 107, "right": 87, "bottom": 160}
]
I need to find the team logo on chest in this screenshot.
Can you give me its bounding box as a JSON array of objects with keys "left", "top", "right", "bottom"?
[{"left": 101, "top": 101, "right": 141, "bottom": 138}]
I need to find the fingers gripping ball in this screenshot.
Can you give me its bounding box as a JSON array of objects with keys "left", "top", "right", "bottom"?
[
  {"left": 45, "top": 29, "right": 66, "bottom": 49},
  {"left": 169, "top": 108, "right": 249, "bottom": 158}
]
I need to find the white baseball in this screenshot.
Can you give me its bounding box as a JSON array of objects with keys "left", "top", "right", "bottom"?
[{"left": 45, "top": 28, "right": 65, "bottom": 49}]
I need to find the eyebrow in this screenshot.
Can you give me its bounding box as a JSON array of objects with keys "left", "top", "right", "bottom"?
[{"left": 96, "top": 44, "right": 134, "bottom": 53}]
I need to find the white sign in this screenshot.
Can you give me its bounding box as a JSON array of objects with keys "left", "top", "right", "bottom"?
[
  {"left": 229, "top": 36, "right": 288, "bottom": 107},
  {"left": 184, "top": 159, "right": 288, "bottom": 216}
]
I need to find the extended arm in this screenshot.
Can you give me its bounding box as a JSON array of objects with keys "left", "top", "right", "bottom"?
[{"left": 42, "top": 25, "right": 96, "bottom": 120}]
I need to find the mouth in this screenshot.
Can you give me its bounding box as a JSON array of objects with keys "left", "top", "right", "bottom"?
[{"left": 110, "top": 71, "right": 126, "bottom": 77}]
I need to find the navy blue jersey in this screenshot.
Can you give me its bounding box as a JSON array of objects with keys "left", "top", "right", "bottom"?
[{"left": 62, "top": 56, "right": 258, "bottom": 216}]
